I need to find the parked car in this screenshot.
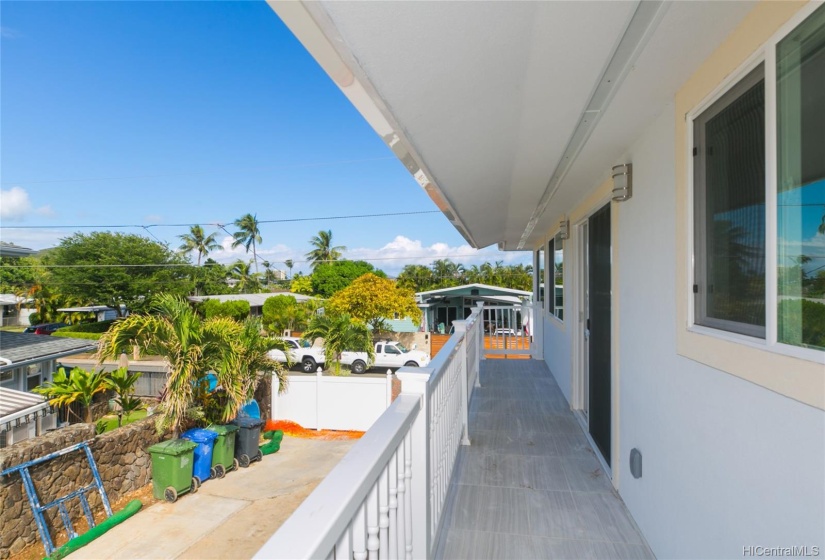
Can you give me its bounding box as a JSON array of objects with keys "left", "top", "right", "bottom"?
[
  {"left": 268, "top": 337, "right": 327, "bottom": 373},
  {"left": 341, "top": 341, "right": 430, "bottom": 374},
  {"left": 24, "top": 322, "right": 69, "bottom": 335}
]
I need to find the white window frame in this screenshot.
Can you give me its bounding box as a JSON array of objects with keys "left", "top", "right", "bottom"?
[{"left": 686, "top": 1, "right": 824, "bottom": 364}]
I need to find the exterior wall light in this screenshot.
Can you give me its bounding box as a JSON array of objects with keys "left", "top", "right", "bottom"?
[
  {"left": 559, "top": 218, "right": 570, "bottom": 240},
  {"left": 612, "top": 163, "right": 632, "bottom": 202}
]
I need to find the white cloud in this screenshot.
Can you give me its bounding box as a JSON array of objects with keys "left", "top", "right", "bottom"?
[
  {"left": 143, "top": 214, "right": 163, "bottom": 223},
  {"left": 1, "top": 187, "right": 32, "bottom": 222},
  {"left": 0, "top": 186, "right": 56, "bottom": 222}
]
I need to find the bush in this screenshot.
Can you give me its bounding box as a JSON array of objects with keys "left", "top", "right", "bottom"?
[
  {"left": 28, "top": 312, "right": 41, "bottom": 325},
  {"left": 59, "top": 319, "right": 116, "bottom": 333},
  {"left": 201, "top": 299, "right": 250, "bottom": 321},
  {"left": 52, "top": 331, "right": 103, "bottom": 340}
]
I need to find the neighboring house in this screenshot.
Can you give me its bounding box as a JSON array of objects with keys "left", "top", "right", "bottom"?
[
  {"left": 273, "top": 2, "right": 825, "bottom": 557},
  {"left": 0, "top": 294, "right": 33, "bottom": 327},
  {"left": 0, "top": 241, "right": 35, "bottom": 258},
  {"left": 0, "top": 332, "right": 97, "bottom": 447},
  {"left": 188, "top": 292, "right": 317, "bottom": 317},
  {"left": 57, "top": 305, "right": 125, "bottom": 322},
  {"left": 415, "top": 283, "right": 532, "bottom": 333}
]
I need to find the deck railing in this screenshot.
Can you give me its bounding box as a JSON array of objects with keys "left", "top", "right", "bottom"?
[{"left": 254, "top": 307, "right": 483, "bottom": 560}]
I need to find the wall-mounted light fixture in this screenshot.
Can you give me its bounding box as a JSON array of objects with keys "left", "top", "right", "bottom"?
[
  {"left": 612, "top": 163, "right": 633, "bottom": 202},
  {"left": 559, "top": 217, "right": 570, "bottom": 240}
]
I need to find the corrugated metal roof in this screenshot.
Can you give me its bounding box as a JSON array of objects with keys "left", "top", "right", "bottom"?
[
  {"left": 0, "top": 332, "right": 96, "bottom": 367},
  {"left": 0, "top": 386, "right": 49, "bottom": 423}
]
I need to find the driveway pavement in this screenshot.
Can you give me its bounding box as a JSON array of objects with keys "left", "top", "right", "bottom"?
[{"left": 72, "top": 436, "right": 356, "bottom": 560}]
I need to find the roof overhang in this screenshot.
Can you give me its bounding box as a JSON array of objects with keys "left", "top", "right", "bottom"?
[{"left": 269, "top": 0, "right": 756, "bottom": 250}]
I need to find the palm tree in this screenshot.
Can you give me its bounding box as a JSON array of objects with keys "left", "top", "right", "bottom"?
[
  {"left": 230, "top": 260, "right": 262, "bottom": 293},
  {"left": 306, "top": 230, "right": 346, "bottom": 270},
  {"left": 96, "top": 294, "right": 259, "bottom": 436},
  {"left": 302, "top": 313, "right": 373, "bottom": 375},
  {"left": 232, "top": 213, "right": 263, "bottom": 273},
  {"left": 178, "top": 225, "right": 221, "bottom": 266},
  {"left": 33, "top": 367, "right": 109, "bottom": 424},
  {"left": 284, "top": 259, "right": 294, "bottom": 279}
]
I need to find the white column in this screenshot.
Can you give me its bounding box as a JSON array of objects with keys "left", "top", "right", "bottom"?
[
  {"left": 316, "top": 367, "right": 322, "bottom": 431},
  {"left": 396, "top": 367, "right": 432, "bottom": 559},
  {"left": 386, "top": 370, "right": 393, "bottom": 409}
]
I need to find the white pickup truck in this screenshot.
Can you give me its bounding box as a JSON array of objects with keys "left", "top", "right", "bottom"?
[
  {"left": 341, "top": 341, "right": 430, "bottom": 374},
  {"left": 268, "top": 337, "right": 326, "bottom": 373}
]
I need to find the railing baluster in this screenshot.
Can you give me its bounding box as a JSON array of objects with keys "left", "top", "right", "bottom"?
[
  {"left": 335, "top": 523, "right": 352, "bottom": 560},
  {"left": 379, "top": 464, "right": 389, "bottom": 559},
  {"left": 404, "top": 431, "right": 413, "bottom": 560},
  {"left": 353, "top": 502, "right": 367, "bottom": 560},
  {"left": 367, "top": 484, "right": 379, "bottom": 559},
  {"left": 389, "top": 449, "right": 398, "bottom": 560}
]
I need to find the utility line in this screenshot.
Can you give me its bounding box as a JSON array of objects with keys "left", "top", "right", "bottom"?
[
  {"left": 1, "top": 156, "right": 397, "bottom": 185},
  {"left": 0, "top": 210, "right": 441, "bottom": 230}
]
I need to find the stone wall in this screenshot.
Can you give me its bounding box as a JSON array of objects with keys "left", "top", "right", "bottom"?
[{"left": 0, "top": 417, "right": 162, "bottom": 557}]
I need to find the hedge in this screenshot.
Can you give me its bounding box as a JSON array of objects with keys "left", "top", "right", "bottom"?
[
  {"left": 52, "top": 331, "right": 103, "bottom": 341},
  {"left": 58, "top": 320, "right": 116, "bottom": 333}
]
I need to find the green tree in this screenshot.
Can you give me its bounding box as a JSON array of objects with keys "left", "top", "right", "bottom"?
[
  {"left": 230, "top": 260, "right": 262, "bottom": 293},
  {"left": 33, "top": 367, "right": 109, "bottom": 423},
  {"left": 178, "top": 225, "right": 221, "bottom": 266},
  {"left": 302, "top": 313, "right": 373, "bottom": 375},
  {"left": 195, "top": 260, "right": 231, "bottom": 296},
  {"left": 262, "top": 295, "right": 310, "bottom": 334},
  {"left": 306, "top": 230, "right": 345, "bottom": 270},
  {"left": 396, "top": 264, "right": 436, "bottom": 292},
  {"left": 232, "top": 213, "right": 263, "bottom": 273},
  {"left": 290, "top": 273, "right": 314, "bottom": 295},
  {"left": 284, "top": 259, "right": 294, "bottom": 279},
  {"left": 46, "top": 232, "right": 192, "bottom": 315},
  {"left": 201, "top": 299, "right": 251, "bottom": 321},
  {"left": 311, "top": 260, "right": 385, "bottom": 298},
  {"left": 329, "top": 273, "right": 421, "bottom": 334},
  {"left": 106, "top": 367, "right": 144, "bottom": 427},
  {"left": 97, "top": 295, "right": 234, "bottom": 436}
]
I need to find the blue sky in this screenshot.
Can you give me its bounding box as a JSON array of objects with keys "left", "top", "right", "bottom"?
[{"left": 0, "top": 1, "right": 527, "bottom": 276}]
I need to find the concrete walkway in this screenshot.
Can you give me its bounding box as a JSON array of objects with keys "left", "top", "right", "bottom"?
[{"left": 73, "top": 436, "right": 356, "bottom": 560}]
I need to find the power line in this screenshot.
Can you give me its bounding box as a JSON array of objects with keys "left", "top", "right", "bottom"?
[
  {"left": 0, "top": 210, "right": 441, "bottom": 230},
  {"left": 1, "top": 156, "right": 397, "bottom": 186}
]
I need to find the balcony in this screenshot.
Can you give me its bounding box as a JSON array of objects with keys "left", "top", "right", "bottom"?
[{"left": 255, "top": 307, "right": 652, "bottom": 559}]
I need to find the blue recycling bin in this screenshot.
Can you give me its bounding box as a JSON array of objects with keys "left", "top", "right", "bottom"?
[{"left": 181, "top": 428, "right": 219, "bottom": 483}]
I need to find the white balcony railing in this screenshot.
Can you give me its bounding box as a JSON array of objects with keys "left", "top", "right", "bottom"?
[{"left": 254, "top": 306, "right": 484, "bottom": 560}]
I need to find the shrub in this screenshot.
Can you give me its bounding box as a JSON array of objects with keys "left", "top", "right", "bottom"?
[
  {"left": 201, "top": 299, "right": 250, "bottom": 321},
  {"left": 58, "top": 319, "right": 116, "bottom": 333},
  {"left": 52, "top": 331, "right": 103, "bottom": 340},
  {"left": 28, "top": 312, "right": 41, "bottom": 325}
]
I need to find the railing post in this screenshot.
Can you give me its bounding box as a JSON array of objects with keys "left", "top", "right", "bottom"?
[
  {"left": 451, "top": 320, "right": 471, "bottom": 447},
  {"left": 316, "top": 367, "right": 322, "bottom": 431},
  {"left": 396, "top": 367, "right": 432, "bottom": 559},
  {"left": 386, "top": 369, "right": 393, "bottom": 408},
  {"left": 476, "top": 303, "right": 485, "bottom": 383}
]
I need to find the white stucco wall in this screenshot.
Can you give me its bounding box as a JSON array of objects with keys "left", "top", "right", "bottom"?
[
  {"left": 597, "top": 105, "right": 825, "bottom": 558},
  {"left": 543, "top": 314, "right": 572, "bottom": 403}
]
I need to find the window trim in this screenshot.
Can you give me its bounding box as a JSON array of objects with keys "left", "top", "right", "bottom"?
[{"left": 685, "top": 2, "right": 825, "bottom": 364}]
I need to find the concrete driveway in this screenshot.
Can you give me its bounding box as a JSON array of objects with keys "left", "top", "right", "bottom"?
[{"left": 72, "top": 436, "right": 356, "bottom": 560}]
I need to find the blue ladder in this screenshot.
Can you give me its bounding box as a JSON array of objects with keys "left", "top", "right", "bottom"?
[{"left": 0, "top": 440, "right": 113, "bottom": 555}]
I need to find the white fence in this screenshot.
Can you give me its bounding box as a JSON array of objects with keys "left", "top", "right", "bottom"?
[
  {"left": 273, "top": 371, "right": 394, "bottom": 432},
  {"left": 255, "top": 307, "right": 483, "bottom": 559}
]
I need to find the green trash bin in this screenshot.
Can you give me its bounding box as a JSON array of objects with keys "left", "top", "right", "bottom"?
[
  {"left": 147, "top": 438, "right": 199, "bottom": 502},
  {"left": 206, "top": 424, "right": 239, "bottom": 477}
]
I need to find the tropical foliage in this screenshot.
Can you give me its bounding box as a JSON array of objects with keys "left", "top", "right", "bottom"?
[
  {"left": 229, "top": 259, "right": 263, "bottom": 293},
  {"left": 290, "top": 273, "right": 313, "bottom": 295},
  {"left": 262, "top": 295, "right": 312, "bottom": 334},
  {"left": 306, "top": 230, "right": 345, "bottom": 270},
  {"left": 200, "top": 299, "right": 251, "bottom": 321},
  {"left": 302, "top": 313, "right": 373, "bottom": 375},
  {"left": 178, "top": 225, "right": 221, "bottom": 266},
  {"left": 311, "top": 260, "right": 386, "bottom": 298},
  {"left": 46, "top": 232, "right": 192, "bottom": 315},
  {"left": 33, "top": 367, "right": 109, "bottom": 423},
  {"left": 106, "top": 367, "right": 144, "bottom": 427},
  {"left": 328, "top": 273, "right": 421, "bottom": 333},
  {"left": 97, "top": 294, "right": 288, "bottom": 436},
  {"left": 396, "top": 259, "right": 533, "bottom": 292},
  {"left": 232, "top": 213, "right": 263, "bottom": 273}
]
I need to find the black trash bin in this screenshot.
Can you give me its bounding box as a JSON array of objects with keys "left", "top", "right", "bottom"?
[{"left": 232, "top": 416, "right": 264, "bottom": 467}]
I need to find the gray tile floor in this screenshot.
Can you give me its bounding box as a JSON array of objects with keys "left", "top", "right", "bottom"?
[{"left": 435, "top": 360, "right": 654, "bottom": 560}]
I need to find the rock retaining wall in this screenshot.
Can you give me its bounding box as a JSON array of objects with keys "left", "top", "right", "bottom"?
[{"left": 0, "top": 417, "right": 162, "bottom": 558}]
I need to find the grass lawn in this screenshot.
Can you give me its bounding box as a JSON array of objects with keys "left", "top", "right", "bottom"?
[
  {"left": 0, "top": 325, "right": 26, "bottom": 332},
  {"left": 98, "top": 410, "right": 148, "bottom": 433}
]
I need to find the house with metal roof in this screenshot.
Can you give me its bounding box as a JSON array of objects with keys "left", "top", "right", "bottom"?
[
  {"left": 0, "top": 241, "right": 35, "bottom": 258},
  {"left": 416, "top": 283, "right": 532, "bottom": 333}
]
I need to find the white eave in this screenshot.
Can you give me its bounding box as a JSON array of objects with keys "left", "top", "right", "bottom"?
[{"left": 268, "top": 0, "right": 755, "bottom": 250}]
